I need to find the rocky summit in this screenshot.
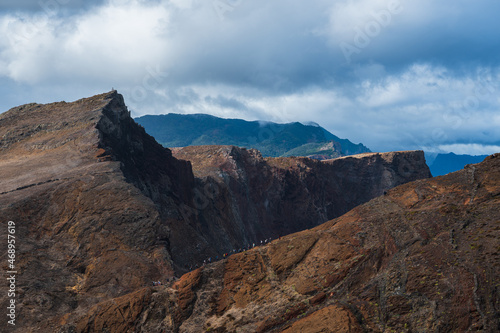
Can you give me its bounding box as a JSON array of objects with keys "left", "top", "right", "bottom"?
[
  {"left": 71, "top": 153, "right": 500, "bottom": 333},
  {"left": 0, "top": 91, "right": 462, "bottom": 332}
]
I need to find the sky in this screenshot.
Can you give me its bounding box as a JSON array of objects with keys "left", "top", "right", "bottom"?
[{"left": 0, "top": 0, "right": 499, "bottom": 154}]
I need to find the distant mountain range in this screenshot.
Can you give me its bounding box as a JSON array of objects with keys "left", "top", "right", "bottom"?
[
  {"left": 135, "top": 113, "right": 370, "bottom": 158},
  {"left": 427, "top": 152, "right": 488, "bottom": 176}
]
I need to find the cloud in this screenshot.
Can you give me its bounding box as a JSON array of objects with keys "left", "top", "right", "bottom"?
[
  {"left": 327, "top": 0, "right": 500, "bottom": 69},
  {"left": 136, "top": 64, "right": 499, "bottom": 153},
  {"left": 437, "top": 144, "right": 500, "bottom": 156},
  {"left": 0, "top": 0, "right": 106, "bottom": 14},
  {"left": 0, "top": 0, "right": 172, "bottom": 83},
  {"left": 2, "top": 0, "right": 500, "bottom": 86},
  {"left": 0, "top": 0, "right": 499, "bottom": 155}
]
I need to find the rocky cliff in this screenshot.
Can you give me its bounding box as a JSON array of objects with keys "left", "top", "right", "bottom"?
[
  {"left": 171, "top": 146, "right": 431, "bottom": 269},
  {"left": 0, "top": 92, "right": 194, "bottom": 330},
  {"left": 70, "top": 153, "right": 500, "bottom": 333},
  {"left": 0, "top": 91, "right": 431, "bottom": 331}
]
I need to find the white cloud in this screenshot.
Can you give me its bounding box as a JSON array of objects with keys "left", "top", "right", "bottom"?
[
  {"left": 1, "top": 0, "right": 500, "bottom": 155},
  {"left": 328, "top": 0, "right": 403, "bottom": 39},
  {"left": 130, "top": 63, "right": 500, "bottom": 152},
  {"left": 437, "top": 144, "right": 500, "bottom": 156},
  {"left": 0, "top": 0, "right": 172, "bottom": 83},
  {"left": 168, "top": 0, "right": 193, "bottom": 10}
]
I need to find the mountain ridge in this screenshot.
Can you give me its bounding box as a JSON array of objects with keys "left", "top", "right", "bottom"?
[
  {"left": 73, "top": 153, "right": 500, "bottom": 333},
  {"left": 0, "top": 91, "right": 434, "bottom": 332},
  {"left": 135, "top": 113, "right": 370, "bottom": 158},
  {"left": 428, "top": 152, "right": 488, "bottom": 176}
]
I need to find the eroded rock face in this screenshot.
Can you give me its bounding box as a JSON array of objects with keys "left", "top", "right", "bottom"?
[
  {"left": 0, "top": 92, "right": 191, "bottom": 331},
  {"left": 0, "top": 91, "right": 432, "bottom": 332},
  {"left": 73, "top": 153, "right": 500, "bottom": 333},
  {"left": 170, "top": 146, "right": 431, "bottom": 267}
]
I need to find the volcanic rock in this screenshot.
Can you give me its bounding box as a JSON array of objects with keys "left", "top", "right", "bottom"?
[
  {"left": 0, "top": 91, "right": 432, "bottom": 331},
  {"left": 170, "top": 146, "right": 431, "bottom": 267},
  {"left": 72, "top": 153, "right": 500, "bottom": 332}
]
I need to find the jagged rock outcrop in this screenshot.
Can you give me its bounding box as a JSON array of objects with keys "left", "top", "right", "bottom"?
[
  {"left": 171, "top": 146, "right": 431, "bottom": 268},
  {"left": 71, "top": 153, "right": 500, "bottom": 333},
  {"left": 0, "top": 92, "right": 194, "bottom": 330},
  {"left": 0, "top": 91, "right": 431, "bottom": 331}
]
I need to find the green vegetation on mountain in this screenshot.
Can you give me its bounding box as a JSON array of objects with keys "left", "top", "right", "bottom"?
[
  {"left": 281, "top": 141, "right": 343, "bottom": 159},
  {"left": 135, "top": 113, "right": 370, "bottom": 158}
]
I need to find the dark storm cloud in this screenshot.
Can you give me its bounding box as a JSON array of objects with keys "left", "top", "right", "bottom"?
[
  {"left": 137, "top": 0, "right": 500, "bottom": 97},
  {"left": 0, "top": 0, "right": 499, "bottom": 154},
  {"left": 0, "top": 0, "right": 106, "bottom": 13},
  {"left": 205, "top": 95, "right": 249, "bottom": 112},
  {"left": 344, "top": 1, "right": 500, "bottom": 71}
]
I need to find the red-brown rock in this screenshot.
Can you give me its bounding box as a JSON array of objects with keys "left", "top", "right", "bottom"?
[{"left": 0, "top": 91, "right": 450, "bottom": 332}]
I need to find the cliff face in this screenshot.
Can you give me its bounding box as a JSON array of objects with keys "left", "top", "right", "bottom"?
[
  {"left": 73, "top": 153, "right": 500, "bottom": 333},
  {"left": 171, "top": 146, "right": 431, "bottom": 268},
  {"left": 0, "top": 92, "right": 431, "bottom": 331},
  {"left": 0, "top": 92, "right": 194, "bottom": 330}
]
